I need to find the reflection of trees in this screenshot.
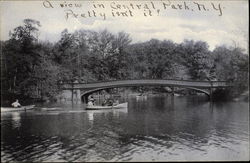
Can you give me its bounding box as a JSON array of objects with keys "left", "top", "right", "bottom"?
[
  {"left": 185, "top": 95, "right": 208, "bottom": 108},
  {"left": 123, "top": 96, "right": 218, "bottom": 151},
  {"left": 210, "top": 102, "right": 249, "bottom": 140}
]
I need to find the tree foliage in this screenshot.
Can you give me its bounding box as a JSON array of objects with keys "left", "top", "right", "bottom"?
[
  {"left": 177, "top": 40, "right": 215, "bottom": 80},
  {"left": 1, "top": 19, "right": 248, "bottom": 101}
]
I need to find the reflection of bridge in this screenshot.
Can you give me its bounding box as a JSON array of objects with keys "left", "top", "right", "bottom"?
[{"left": 59, "top": 79, "right": 231, "bottom": 102}]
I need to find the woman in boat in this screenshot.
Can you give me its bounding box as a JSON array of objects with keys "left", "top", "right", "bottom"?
[
  {"left": 88, "top": 96, "right": 95, "bottom": 106},
  {"left": 11, "top": 99, "right": 21, "bottom": 108},
  {"left": 87, "top": 101, "right": 94, "bottom": 106}
]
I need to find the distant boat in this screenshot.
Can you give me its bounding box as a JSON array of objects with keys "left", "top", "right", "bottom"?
[
  {"left": 86, "top": 102, "right": 128, "bottom": 110},
  {"left": 1, "top": 105, "right": 36, "bottom": 112}
]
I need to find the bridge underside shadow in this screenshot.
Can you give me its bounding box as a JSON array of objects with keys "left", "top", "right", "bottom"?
[{"left": 80, "top": 86, "right": 212, "bottom": 103}]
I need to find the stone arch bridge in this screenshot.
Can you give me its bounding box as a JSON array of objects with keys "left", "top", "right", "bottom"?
[{"left": 59, "top": 79, "right": 231, "bottom": 102}]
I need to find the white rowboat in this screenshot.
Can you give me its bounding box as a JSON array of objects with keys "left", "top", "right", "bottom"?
[{"left": 1, "top": 105, "right": 36, "bottom": 112}]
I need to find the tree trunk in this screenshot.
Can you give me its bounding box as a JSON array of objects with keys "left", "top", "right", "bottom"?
[{"left": 13, "top": 68, "right": 17, "bottom": 88}]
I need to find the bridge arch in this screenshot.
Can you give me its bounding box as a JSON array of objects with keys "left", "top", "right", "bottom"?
[
  {"left": 183, "top": 87, "right": 210, "bottom": 96},
  {"left": 81, "top": 86, "right": 210, "bottom": 101}
]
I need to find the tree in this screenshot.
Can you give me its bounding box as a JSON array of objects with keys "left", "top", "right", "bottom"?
[
  {"left": 126, "top": 39, "right": 177, "bottom": 79},
  {"left": 2, "top": 19, "right": 65, "bottom": 100},
  {"left": 177, "top": 40, "right": 214, "bottom": 80},
  {"left": 3, "top": 19, "right": 41, "bottom": 95},
  {"left": 212, "top": 46, "right": 249, "bottom": 94},
  {"left": 83, "top": 30, "right": 132, "bottom": 80}
]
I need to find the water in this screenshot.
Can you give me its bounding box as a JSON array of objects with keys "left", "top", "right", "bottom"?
[{"left": 1, "top": 95, "right": 249, "bottom": 161}]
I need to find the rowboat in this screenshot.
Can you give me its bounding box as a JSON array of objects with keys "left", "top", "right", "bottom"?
[
  {"left": 1, "top": 105, "right": 36, "bottom": 112},
  {"left": 86, "top": 102, "right": 128, "bottom": 110}
]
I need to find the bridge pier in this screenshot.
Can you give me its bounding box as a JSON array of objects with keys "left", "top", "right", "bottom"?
[{"left": 59, "top": 89, "right": 81, "bottom": 102}]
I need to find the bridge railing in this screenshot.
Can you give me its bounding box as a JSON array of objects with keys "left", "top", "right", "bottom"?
[
  {"left": 59, "top": 78, "right": 229, "bottom": 84},
  {"left": 59, "top": 79, "right": 231, "bottom": 90}
]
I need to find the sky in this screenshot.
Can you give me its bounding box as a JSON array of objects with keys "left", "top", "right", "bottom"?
[{"left": 0, "top": 0, "right": 249, "bottom": 51}]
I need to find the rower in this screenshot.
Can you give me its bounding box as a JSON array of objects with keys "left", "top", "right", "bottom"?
[
  {"left": 11, "top": 99, "right": 21, "bottom": 108},
  {"left": 87, "top": 101, "right": 94, "bottom": 106}
]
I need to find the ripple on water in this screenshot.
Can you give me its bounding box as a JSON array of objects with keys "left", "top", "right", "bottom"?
[{"left": 1, "top": 97, "right": 249, "bottom": 161}]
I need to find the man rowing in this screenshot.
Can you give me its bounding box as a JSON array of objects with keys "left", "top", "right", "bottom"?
[{"left": 11, "top": 99, "right": 21, "bottom": 108}]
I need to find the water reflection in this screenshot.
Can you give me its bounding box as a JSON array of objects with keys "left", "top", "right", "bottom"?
[
  {"left": 87, "top": 112, "right": 94, "bottom": 121},
  {"left": 1, "top": 96, "right": 249, "bottom": 161},
  {"left": 11, "top": 112, "right": 21, "bottom": 128}
]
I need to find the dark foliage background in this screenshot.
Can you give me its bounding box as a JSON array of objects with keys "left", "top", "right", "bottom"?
[{"left": 1, "top": 19, "right": 249, "bottom": 101}]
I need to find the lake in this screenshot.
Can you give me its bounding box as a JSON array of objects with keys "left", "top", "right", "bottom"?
[{"left": 1, "top": 95, "right": 249, "bottom": 161}]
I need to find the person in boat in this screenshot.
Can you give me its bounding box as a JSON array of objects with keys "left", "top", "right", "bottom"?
[
  {"left": 11, "top": 99, "right": 21, "bottom": 108},
  {"left": 107, "top": 98, "right": 114, "bottom": 106},
  {"left": 102, "top": 99, "right": 107, "bottom": 106},
  {"left": 87, "top": 100, "right": 94, "bottom": 106},
  {"left": 113, "top": 99, "right": 119, "bottom": 106},
  {"left": 102, "top": 97, "right": 114, "bottom": 106},
  {"left": 88, "top": 96, "right": 95, "bottom": 106}
]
